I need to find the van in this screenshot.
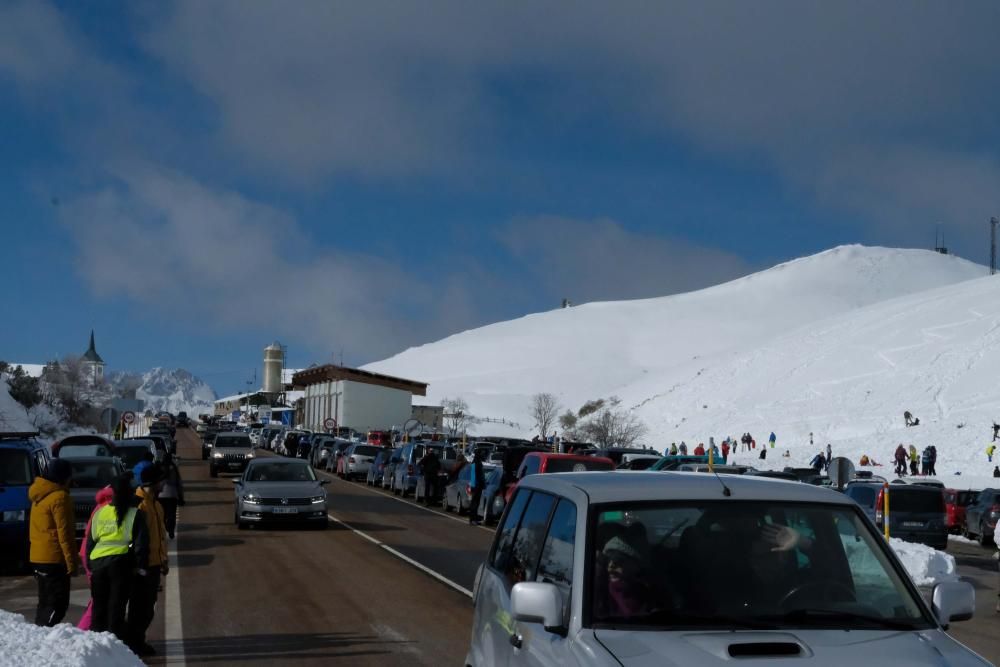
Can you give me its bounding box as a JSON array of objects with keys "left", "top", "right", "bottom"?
[
  {"left": 0, "top": 434, "right": 50, "bottom": 568},
  {"left": 843, "top": 482, "right": 947, "bottom": 550}
]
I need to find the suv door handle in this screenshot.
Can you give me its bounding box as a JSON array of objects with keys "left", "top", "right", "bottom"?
[{"left": 509, "top": 633, "right": 523, "bottom": 649}]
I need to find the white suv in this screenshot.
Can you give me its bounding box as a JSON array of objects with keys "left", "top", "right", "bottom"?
[{"left": 468, "top": 472, "right": 987, "bottom": 666}]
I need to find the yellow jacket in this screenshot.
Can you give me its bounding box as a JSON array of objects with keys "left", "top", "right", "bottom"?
[
  {"left": 135, "top": 488, "right": 168, "bottom": 569},
  {"left": 28, "top": 477, "right": 77, "bottom": 572}
]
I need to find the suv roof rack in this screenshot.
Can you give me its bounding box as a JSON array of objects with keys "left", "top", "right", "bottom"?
[{"left": 0, "top": 431, "right": 40, "bottom": 440}]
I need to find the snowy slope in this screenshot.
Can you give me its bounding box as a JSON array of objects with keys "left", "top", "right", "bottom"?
[
  {"left": 133, "top": 367, "right": 216, "bottom": 415},
  {"left": 366, "top": 246, "right": 986, "bottom": 435}
]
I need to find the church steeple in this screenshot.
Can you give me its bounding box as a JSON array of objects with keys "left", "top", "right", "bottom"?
[{"left": 82, "top": 329, "right": 104, "bottom": 364}]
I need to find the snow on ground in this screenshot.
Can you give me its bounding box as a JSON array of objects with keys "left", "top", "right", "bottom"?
[
  {"left": 366, "top": 245, "right": 1000, "bottom": 482},
  {"left": 0, "top": 381, "right": 36, "bottom": 433},
  {"left": 889, "top": 538, "right": 959, "bottom": 587},
  {"left": 0, "top": 610, "right": 142, "bottom": 667}
]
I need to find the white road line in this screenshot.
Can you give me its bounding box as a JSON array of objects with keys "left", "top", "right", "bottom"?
[
  {"left": 318, "top": 467, "right": 494, "bottom": 534},
  {"left": 164, "top": 519, "right": 186, "bottom": 666},
  {"left": 327, "top": 512, "right": 473, "bottom": 599}
]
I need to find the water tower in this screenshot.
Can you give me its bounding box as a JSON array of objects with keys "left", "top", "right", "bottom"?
[{"left": 262, "top": 342, "right": 284, "bottom": 394}]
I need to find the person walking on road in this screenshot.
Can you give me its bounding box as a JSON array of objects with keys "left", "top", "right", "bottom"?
[
  {"left": 159, "top": 454, "right": 185, "bottom": 539},
  {"left": 127, "top": 463, "right": 168, "bottom": 657},
  {"left": 87, "top": 475, "right": 148, "bottom": 641},
  {"left": 467, "top": 451, "right": 485, "bottom": 526},
  {"left": 417, "top": 448, "right": 441, "bottom": 505},
  {"left": 28, "top": 459, "right": 78, "bottom": 627},
  {"left": 78, "top": 484, "right": 115, "bottom": 631}
]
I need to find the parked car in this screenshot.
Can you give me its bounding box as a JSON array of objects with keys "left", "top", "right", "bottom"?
[
  {"left": 367, "top": 449, "right": 393, "bottom": 486},
  {"left": 580, "top": 447, "right": 657, "bottom": 467},
  {"left": 51, "top": 434, "right": 117, "bottom": 459},
  {"left": 615, "top": 454, "right": 661, "bottom": 470},
  {"left": 309, "top": 435, "right": 334, "bottom": 469},
  {"left": 325, "top": 439, "right": 355, "bottom": 474},
  {"left": 341, "top": 443, "right": 382, "bottom": 481},
  {"left": 962, "top": 488, "right": 999, "bottom": 546},
  {"left": 504, "top": 452, "right": 615, "bottom": 503},
  {"left": 141, "top": 434, "right": 172, "bottom": 459},
  {"left": 380, "top": 446, "right": 403, "bottom": 489},
  {"left": 944, "top": 489, "right": 980, "bottom": 535},
  {"left": 296, "top": 431, "right": 314, "bottom": 459},
  {"left": 0, "top": 434, "right": 51, "bottom": 568},
  {"left": 649, "top": 454, "right": 712, "bottom": 471},
  {"left": 112, "top": 439, "right": 157, "bottom": 469},
  {"left": 393, "top": 442, "right": 461, "bottom": 497},
  {"left": 413, "top": 445, "right": 463, "bottom": 502},
  {"left": 209, "top": 432, "right": 256, "bottom": 478},
  {"left": 468, "top": 472, "right": 981, "bottom": 667},
  {"left": 843, "top": 481, "right": 948, "bottom": 550},
  {"left": 233, "top": 458, "right": 329, "bottom": 529},
  {"left": 176, "top": 411, "right": 189, "bottom": 427},
  {"left": 477, "top": 467, "right": 508, "bottom": 525},
  {"left": 66, "top": 456, "right": 127, "bottom": 537},
  {"left": 443, "top": 463, "right": 497, "bottom": 514}
]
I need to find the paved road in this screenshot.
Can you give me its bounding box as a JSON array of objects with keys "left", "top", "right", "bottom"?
[{"left": 2, "top": 428, "right": 999, "bottom": 665}]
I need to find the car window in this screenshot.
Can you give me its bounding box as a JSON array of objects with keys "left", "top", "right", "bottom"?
[
  {"left": 34, "top": 450, "right": 49, "bottom": 477},
  {"left": 537, "top": 499, "right": 577, "bottom": 627},
  {"left": 847, "top": 485, "right": 877, "bottom": 507},
  {"left": 59, "top": 444, "right": 111, "bottom": 457},
  {"left": 116, "top": 446, "right": 151, "bottom": 469},
  {"left": 525, "top": 456, "right": 541, "bottom": 476},
  {"left": 0, "top": 450, "right": 33, "bottom": 485},
  {"left": 545, "top": 458, "right": 614, "bottom": 473},
  {"left": 890, "top": 489, "right": 944, "bottom": 513},
  {"left": 247, "top": 464, "right": 316, "bottom": 482},
  {"left": 491, "top": 490, "right": 532, "bottom": 574},
  {"left": 501, "top": 491, "right": 556, "bottom": 590},
  {"left": 68, "top": 461, "right": 120, "bottom": 488}
]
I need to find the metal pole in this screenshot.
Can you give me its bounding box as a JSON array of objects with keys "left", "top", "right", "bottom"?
[{"left": 991, "top": 217, "right": 998, "bottom": 275}]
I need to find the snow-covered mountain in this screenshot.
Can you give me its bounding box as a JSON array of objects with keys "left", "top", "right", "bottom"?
[
  {"left": 366, "top": 245, "right": 1000, "bottom": 480},
  {"left": 112, "top": 367, "right": 216, "bottom": 416}
]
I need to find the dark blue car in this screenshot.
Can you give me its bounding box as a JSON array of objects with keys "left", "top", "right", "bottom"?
[{"left": 0, "top": 433, "right": 51, "bottom": 568}]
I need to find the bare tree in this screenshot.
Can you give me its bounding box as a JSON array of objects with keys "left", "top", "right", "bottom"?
[
  {"left": 558, "top": 410, "right": 578, "bottom": 436},
  {"left": 530, "top": 393, "right": 561, "bottom": 439},
  {"left": 442, "top": 396, "right": 474, "bottom": 435},
  {"left": 579, "top": 405, "right": 648, "bottom": 448}
]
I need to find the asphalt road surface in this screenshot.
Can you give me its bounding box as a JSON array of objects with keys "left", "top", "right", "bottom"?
[{"left": 2, "top": 428, "right": 999, "bottom": 665}]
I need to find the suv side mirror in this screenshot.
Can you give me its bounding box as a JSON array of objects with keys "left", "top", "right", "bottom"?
[
  {"left": 932, "top": 581, "right": 975, "bottom": 626},
  {"left": 510, "top": 582, "right": 566, "bottom": 635}
]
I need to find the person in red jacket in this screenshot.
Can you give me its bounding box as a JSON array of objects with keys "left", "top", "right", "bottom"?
[
  {"left": 721, "top": 441, "right": 730, "bottom": 463},
  {"left": 693, "top": 443, "right": 706, "bottom": 456}
]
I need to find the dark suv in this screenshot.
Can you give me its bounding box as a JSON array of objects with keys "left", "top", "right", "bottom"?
[
  {"left": 963, "top": 488, "right": 999, "bottom": 546},
  {"left": 209, "top": 432, "right": 255, "bottom": 477},
  {"left": 843, "top": 482, "right": 947, "bottom": 550},
  {"left": 0, "top": 434, "right": 50, "bottom": 568}
]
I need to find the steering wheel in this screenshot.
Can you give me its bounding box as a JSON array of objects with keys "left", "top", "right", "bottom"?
[{"left": 778, "top": 581, "right": 855, "bottom": 609}]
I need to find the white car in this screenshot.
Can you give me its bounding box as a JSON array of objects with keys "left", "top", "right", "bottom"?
[{"left": 468, "top": 472, "right": 986, "bottom": 666}]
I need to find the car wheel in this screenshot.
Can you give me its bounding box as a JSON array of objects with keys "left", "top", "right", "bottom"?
[
  {"left": 393, "top": 481, "right": 401, "bottom": 496},
  {"left": 441, "top": 494, "right": 450, "bottom": 512}
]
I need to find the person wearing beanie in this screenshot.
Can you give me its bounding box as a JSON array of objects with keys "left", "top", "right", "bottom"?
[
  {"left": 28, "top": 458, "right": 78, "bottom": 626},
  {"left": 126, "top": 462, "right": 168, "bottom": 656},
  {"left": 599, "top": 532, "right": 651, "bottom": 618}
]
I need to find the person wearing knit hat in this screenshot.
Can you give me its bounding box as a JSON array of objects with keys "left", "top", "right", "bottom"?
[
  {"left": 28, "top": 457, "right": 78, "bottom": 626},
  {"left": 126, "top": 461, "right": 168, "bottom": 656},
  {"left": 601, "top": 532, "right": 651, "bottom": 618}
]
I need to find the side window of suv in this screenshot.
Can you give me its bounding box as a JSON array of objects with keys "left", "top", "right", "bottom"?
[
  {"left": 536, "top": 499, "right": 577, "bottom": 626},
  {"left": 492, "top": 490, "right": 531, "bottom": 573},
  {"left": 502, "top": 491, "right": 556, "bottom": 590}
]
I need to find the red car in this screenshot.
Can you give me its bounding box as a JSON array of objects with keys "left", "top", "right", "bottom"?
[
  {"left": 504, "top": 452, "right": 615, "bottom": 503},
  {"left": 943, "top": 488, "right": 980, "bottom": 534}
]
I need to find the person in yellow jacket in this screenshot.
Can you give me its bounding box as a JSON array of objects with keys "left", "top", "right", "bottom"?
[
  {"left": 126, "top": 462, "right": 168, "bottom": 657},
  {"left": 85, "top": 475, "right": 149, "bottom": 641},
  {"left": 28, "top": 458, "right": 78, "bottom": 626},
  {"left": 908, "top": 445, "right": 919, "bottom": 476}
]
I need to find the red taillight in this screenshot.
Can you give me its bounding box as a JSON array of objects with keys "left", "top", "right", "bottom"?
[
  {"left": 990, "top": 504, "right": 1000, "bottom": 515},
  {"left": 348, "top": 456, "right": 356, "bottom": 463},
  {"left": 875, "top": 489, "right": 885, "bottom": 523},
  {"left": 466, "top": 484, "right": 472, "bottom": 497}
]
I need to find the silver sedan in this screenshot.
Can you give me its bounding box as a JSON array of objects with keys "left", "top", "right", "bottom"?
[{"left": 233, "top": 458, "right": 330, "bottom": 529}]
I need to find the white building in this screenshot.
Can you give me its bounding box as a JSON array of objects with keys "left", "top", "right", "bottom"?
[{"left": 293, "top": 365, "right": 428, "bottom": 434}]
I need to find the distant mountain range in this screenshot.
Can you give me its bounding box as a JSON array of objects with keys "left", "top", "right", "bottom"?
[{"left": 109, "top": 367, "right": 217, "bottom": 416}]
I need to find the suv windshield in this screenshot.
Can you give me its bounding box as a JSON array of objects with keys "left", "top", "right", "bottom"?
[
  {"left": 0, "top": 450, "right": 33, "bottom": 485},
  {"left": 68, "top": 460, "right": 120, "bottom": 488},
  {"left": 215, "top": 435, "right": 252, "bottom": 448},
  {"left": 588, "top": 501, "right": 930, "bottom": 631},
  {"left": 247, "top": 463, "right": 316, "bottom": 482}
]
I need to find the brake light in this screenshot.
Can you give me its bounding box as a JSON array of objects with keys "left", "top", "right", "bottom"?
[
  {"left": 466, "top": 484, "right": 472, "bottom": 497},
  {"left": 875, "top": 489, "right": 884, "bottom": 524},
  {"left": 990, "top": 504, "right": 1000, "bottom": 516}
]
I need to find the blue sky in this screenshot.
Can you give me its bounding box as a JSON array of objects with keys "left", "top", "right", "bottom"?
[{"left": 3, "top": 1, "right": 1000, "bottom": 396}]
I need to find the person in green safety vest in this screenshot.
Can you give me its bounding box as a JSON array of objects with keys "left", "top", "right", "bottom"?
[{"left": 85, "top": 475, "right": 149, "bottom": 641}]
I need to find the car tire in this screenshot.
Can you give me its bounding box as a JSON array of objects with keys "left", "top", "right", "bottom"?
[
  {"left": 442, "top": 494, "right": 450, "bottom": 512},
  {"left": 393, "top": 481, "right": 401, "bottom": 496}
]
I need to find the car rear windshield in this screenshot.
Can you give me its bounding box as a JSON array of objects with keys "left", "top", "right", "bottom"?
[
  {"left": 68, "top": 461, "right": 120, "bottom": 488},
  {"left": 115, "top": 446, "right": 151, "bottom": 469},
  {"left": 891, "top": 489, "right": 945, "bottom": 513},
  {"left": 353, "top": 445, "right": 380, "bottom": 457},
  {"left": 215, "top": 435, "right": 252, "bottom": 448},
  {"left": 58, "top": 445, "right": 112, "bottom": 458},
  {"left": 545, "top": 458, "right": 614, "bottom": 473},
  {"left": 247, "top": 464, "right": 316, "bottom": 482},
  {"left": 0, "top": 450, "right": 33, "bottom": 485}
]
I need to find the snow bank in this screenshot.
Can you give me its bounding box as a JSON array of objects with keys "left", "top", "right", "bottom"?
[
  {"left": 0, "top": 610, "right": 142, "bottom": 666},
  {"left": 889, "top": 538, "right": 959, "bottom": 587}
]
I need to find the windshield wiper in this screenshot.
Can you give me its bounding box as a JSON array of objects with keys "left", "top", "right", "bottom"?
[{"left": 765, "top": 608, "right": 921, "bottom": 631}]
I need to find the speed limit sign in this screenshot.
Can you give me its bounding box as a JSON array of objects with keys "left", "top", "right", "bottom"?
[
  {"left": 123, "top": 411, "right": 136, "bottom": 425},
  {"left": 323, "top": 417, "right": 337, "bottom": 431}
]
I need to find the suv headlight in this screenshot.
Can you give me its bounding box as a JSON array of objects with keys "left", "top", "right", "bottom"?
[
  {"left": 310, "top": 495, "right": 325, "bottom": 504},
  {"left": 246, "top": 451, "right": 255, "bottom": 458},
  {"left": 2, "top": 510, "right": 26, "bottom": 522},
  {"left": 213, "top": 451, "right": 224, "bottom": 458},
  {"left": 243, "top": 494, "right": 261, "bottom": 504}
]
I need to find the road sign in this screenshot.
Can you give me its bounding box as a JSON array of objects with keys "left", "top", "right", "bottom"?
[
  {"left": 323, "top": 417, "right": 337, "bottom": 431},
  {"left": 122, "top": 411, "right": 136, "bottom": 425}
]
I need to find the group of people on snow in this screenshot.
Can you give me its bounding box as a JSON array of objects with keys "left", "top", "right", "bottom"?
[{"left": 27, "top": 453, "right": 183, "bottom": 657}]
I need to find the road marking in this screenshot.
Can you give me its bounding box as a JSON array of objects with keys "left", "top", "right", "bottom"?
[
  {"left": 317, "top": 466, "right": 495, "bottom": 534},
  {"left": 164, "top": 518, "right": 186, "bottom": 666},
  {"left": 327, "top": 512, "right": 473, "bottom": 599}
]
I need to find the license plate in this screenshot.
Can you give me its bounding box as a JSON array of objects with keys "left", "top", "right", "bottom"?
[
  {"left": 227, "top": 462, "right": 242, "bottom": 468},
  {"left": 902, "top": 521, "right": 924, "bottom": 528},
  {"left": 272, "top": 507, "right": 298, "bottom": 514}
]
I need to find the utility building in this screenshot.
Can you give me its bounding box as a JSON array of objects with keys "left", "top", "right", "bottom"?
[{"left": 293, "top": 365, "right": 428, "bottom": 434}]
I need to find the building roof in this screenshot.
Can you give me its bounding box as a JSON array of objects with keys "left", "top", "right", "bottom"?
[
  {"left": 292, "top": 364, "right": 428, "bottom": 396},
  {"left": 82, "top": 330, "right": 104, "bottom": 364}
]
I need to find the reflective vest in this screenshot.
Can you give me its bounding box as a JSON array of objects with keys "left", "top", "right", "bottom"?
[{"left": 89, "top": 505, "right": 138, "bottom": 560}]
